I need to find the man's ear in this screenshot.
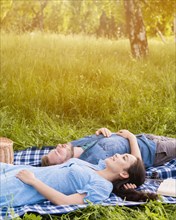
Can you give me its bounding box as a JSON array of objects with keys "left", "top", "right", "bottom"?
[{"left": 119, "top": 171, "right": 129, "bottom": 179}]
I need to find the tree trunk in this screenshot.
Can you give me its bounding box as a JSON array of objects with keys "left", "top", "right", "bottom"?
[
  {"left": 39, "top": 0, "right": 48, "bottom": 31},
  {"left": 124, "top": 0, "right": 148, "bottom": 58},
  {"left": 156, "top": 27, "right": 166, "bottom": 44}
]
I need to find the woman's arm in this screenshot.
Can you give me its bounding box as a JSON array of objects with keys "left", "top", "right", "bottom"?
[
  {"left": 116, "top": 130, "right": 142, "bottom": 160},
  {"left": 16, "top": 170, "right": 86, "bottom": 205}
]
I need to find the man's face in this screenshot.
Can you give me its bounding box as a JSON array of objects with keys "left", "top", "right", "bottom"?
[{"left": 47, "top": 143, "right": 73, "bottom": 165}]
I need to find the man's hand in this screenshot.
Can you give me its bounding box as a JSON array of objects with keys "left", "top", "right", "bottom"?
[
  {"left": 95, "top": 128, "right": 112, "bottom": 137},
  {"left": 116, "top": 129, "right": 135, "bottom": 139},
  {"left": 116, "top": 129, "right": 142, "bottom": 160},
  {"left": 16, "top": 170, "right": 36, "bottom": 185}
]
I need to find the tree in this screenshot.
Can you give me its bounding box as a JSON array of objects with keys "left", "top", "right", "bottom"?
[
  {"left": 0, "top": 0, "right": 174, "bottom": 39},
  {"left": 31, "top": 0, "right": 48, "bottom": 31},
  {"left": 142, "top": 0, "right": 175, "bottom": 37},
  {"left": 0, "top": 0, "right": 13, "bottom": 26},
  {"left": 97, "top": 11, "right": 109, "bottom": 37},
  {"left": 124, "top": 0, "right": 148, "bottom": 58}
]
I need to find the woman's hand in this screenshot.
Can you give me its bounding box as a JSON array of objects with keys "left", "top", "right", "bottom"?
[
  {"left": 123, "top": 183, "right": 137, "bottom": 190},
  {"left": 16, "top": 170, "right": 36, "bottom": 185},
  {"left": 95, "top": 128, "right": 112, "bottom": 137},
  {"left": 116, "top": 129, "right": 135, "bottom": 139}
]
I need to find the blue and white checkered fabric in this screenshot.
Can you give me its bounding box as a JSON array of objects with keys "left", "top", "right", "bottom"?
[
  {"left": 1, "top": 147, "right": 176, "bottom": 219},
  {"left": 146, "top": 159, "right": 176, "bottom": 179},
  {"left": 13, "top": 146, "right": 54, "bottom": 166}
]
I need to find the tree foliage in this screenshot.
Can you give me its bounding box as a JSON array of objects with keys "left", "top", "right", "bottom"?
[
  {"left": 141, "top": 0, "right": 175, "bottom": 36},
  {"left": 0, "top": 0, "right": 13, "bottom": 24},
  {"left": 0, "top": 0, "right": 174, "bottom": 37}
]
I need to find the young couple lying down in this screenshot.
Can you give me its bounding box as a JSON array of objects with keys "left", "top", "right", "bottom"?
[{"left": 1, "top": 128, "right": 175, "bottom": 208}]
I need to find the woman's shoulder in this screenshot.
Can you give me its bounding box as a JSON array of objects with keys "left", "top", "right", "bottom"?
[{"left": 66, "top": 158, "right": 100, "bottom": 169}]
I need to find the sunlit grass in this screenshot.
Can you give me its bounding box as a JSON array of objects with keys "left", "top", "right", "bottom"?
[
  {"left": 1, "top": 33, "right": 175, "bottom": 149},
  {"left": 0, "top": 32, "right": 176, "bottom": 219}
]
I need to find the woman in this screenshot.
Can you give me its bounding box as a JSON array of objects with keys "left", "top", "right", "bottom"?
[{"left": 0, "top": 130, "right": 157, "bottom": 208}]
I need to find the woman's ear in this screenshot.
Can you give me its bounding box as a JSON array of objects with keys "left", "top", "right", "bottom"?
[{"left": 119, "top": 171, "right": 129, "bottom": 179}]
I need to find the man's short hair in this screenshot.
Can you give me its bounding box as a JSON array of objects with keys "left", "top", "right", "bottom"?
[{"left": 41, "top": 155, "right": 51, "bottom": 166}]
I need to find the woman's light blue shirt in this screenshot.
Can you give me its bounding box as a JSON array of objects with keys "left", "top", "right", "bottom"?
[{"left": 0, "top": 159, "right": 112, "bottom": 207}]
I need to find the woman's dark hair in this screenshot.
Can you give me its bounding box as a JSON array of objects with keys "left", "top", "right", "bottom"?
[{"left": 112, "top": 158, "right": 158, "bottom": 201}]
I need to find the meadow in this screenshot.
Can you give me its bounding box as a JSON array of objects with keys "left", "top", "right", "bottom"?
[{"left": 0, "top": 33, "right": 176, "bottom": 219}]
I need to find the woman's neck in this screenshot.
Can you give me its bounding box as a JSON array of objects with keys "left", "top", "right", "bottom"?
[{"left": 96, "top": 169, "right": 119, "bottom": 182}]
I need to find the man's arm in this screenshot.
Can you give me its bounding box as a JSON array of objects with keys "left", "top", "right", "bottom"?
[
  {"left": 95, "top": 127, "right": 141, "bottom": 160},
  {"left": 116, "top": 130, "right": 142, "bottom": 160}
]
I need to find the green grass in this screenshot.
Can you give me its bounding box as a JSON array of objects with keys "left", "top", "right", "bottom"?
[
  {"left": 1, "top": 33, "right": 176, "bottom": 219},
  {"left": 11, "top": 202, "right": 176, "bottom": 220}
]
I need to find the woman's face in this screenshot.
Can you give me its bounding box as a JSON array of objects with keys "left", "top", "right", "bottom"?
[
  {"left": 47, "top": 143, "right": 73, "bottom": 165},
  {"left": 105, "top": 153, "right": 137, "bottom": 174}
]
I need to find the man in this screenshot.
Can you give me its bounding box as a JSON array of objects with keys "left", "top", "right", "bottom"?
[{"left": 41, "top": 128, "right": 176, "bottom": 168}]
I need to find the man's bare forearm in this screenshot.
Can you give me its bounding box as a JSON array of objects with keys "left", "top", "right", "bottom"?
[
  {"left": 128, "top": 134, "right": 142, "bottom": 160},
  {"left": 116, "top": 130, "right": 142, "bottom": 160}
]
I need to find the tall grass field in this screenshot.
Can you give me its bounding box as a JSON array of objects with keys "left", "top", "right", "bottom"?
[{"left": 0, "top": 33, "right": 176, "bottom": 219}]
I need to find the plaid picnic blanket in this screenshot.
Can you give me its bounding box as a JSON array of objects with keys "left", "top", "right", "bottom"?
[{"left": 1, "top": 147, "right": 176, "bottom": 219}]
